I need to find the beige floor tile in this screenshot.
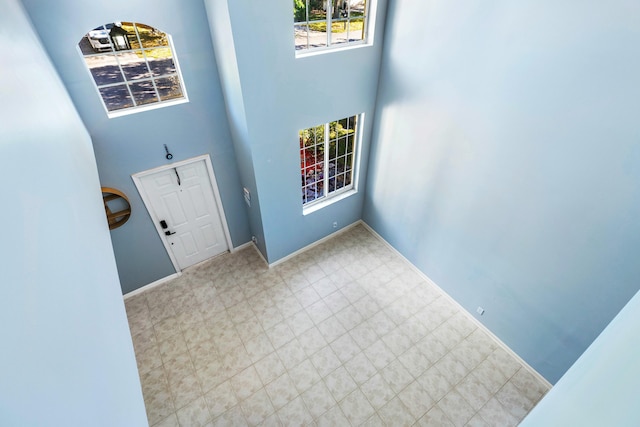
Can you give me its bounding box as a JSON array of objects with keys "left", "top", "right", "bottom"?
[
  {"left": 152, "top": 413, "right": 179, "bottom": 427},
  {"left": 418, "top": 366, "right": 453, "bottom": 402},
  {"left": 495, "top": 380, "right": 537, "bottom": 421},
  {"left": 344, "top": 351, "right": 377, "bottom": 385},
  {"left": 230, "top": 366, "right": 263, "bottom": 400},
  {"left": 254, "top": 351, "right": 286, "bottom": 385},
  {"left": 265, "top": 372, "right": 298, "bottom": 410},
  {"left": 204, "top": 380, "right": 238, "bottom": 419},
  {"left": 264, "top": 320, "right": 295, "bottom": 350},
  {"left": 416, "top": 405, "right": 455, "bottom": 427},
  {"left": 438, "top": 389, "right": 476, "bottom": 427},
  {"left": 348, "top": 321, "right": 379, "bottom": 350},
  {"left": 211, "top": 404, "right": 248, "bottom": 427},
  {"left": 339, "top": 388, "right": 376, "bottom": 426},
  {"left": 297, "top": 325, "right": 327, "bottom": 356},
  {"left": 329, "top": 331, "right": 361, "bottom": 363},
  {"left": 315, "top": 404, "right": 349, "bottom": 427},
  {"left": 397, "top": 379, "right": 435, "bottom": 420},
  {"left": 364, "top": 339, "right": 396, "bottom": 370},
  {"left": 244, "top": 332, "right": 275, "bottom": 364},
  {"left": 286, "top": 309, "right": 315, "bottom": 337},
  {"left": 510, "top": 367, "right": 549, "bottom": 403},
  {"left": 380, "top": 358, "right": 414, "bottom": 394},
  {"left": 324, "top": 366, "right": 358, "bottom": 402},
  {"left": 301, "top": 380, "right": 336, "bottom": 419},
  {"left": 309, "top": 345, "right": 342, "bottom": 378},
  {"left": 477, "top": 397, "right": 519, "bottom": 427},
  {"left": 128, "top": 224, "right": 550, "bottom": 427},
  {"left": 316, "top": 315, "right": 347, "bottom": 343},
  {"left": 240, "top": 388, "right": 275, "bottom": 426},
  {"left": 176, "top": 396, "right": 211, "bottom": 427},
  {"left": 145, "top": 388, "right": 175, "bottom": 426},
  {"left": 378, "top": 396, "right": 416, "bottom": 427},
  {"left": 276, "top": 338, "right": 306, "bottom": 370},
  {"left": 305, "top": 299, "right": 333, "bottom": 324},
  {"left": 169, "top": 373, "right": 203, "bottom": 410},
  {"left": 289, "top": 359, "right": 322, "bottom": 394},
  {"left": 456, "top": 373, "right": 493, "bottom": 411},
  {"left": 276, "top": 396, "right": 313, "bottom": 427},
  {"left": 360, "top": 373, "right": 396, "bottom": 410}
]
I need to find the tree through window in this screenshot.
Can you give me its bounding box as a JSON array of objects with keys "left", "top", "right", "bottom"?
[
  {"left": 300, "top": 115, "right": 360, "bottom": 206},
  {"left": 294, "top": 0, "right": 369, "bottom": 52},
  {"left": 78, "top": 22, "right": 186, "bottom": 115}
]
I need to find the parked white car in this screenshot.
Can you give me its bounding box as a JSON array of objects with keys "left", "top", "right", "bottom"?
[{"left": 87, "top": 23, "right": 115, "bottom": 52}]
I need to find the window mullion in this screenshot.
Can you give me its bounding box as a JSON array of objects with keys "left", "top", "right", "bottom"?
[
  {"left": 323, "top": 123, "right": 330, "bottom": 199},
  {"left": 111, "top": 52, "right": 137, "bottom": 107},
  {"left": 346, "top": 1, "right": 350, "bottom": 42},
  {"left": 326, "top": 1, "right": 332, "bottom": 47},
  {"left": 306, "top": 0, "right": 310, "bottom": 50}
]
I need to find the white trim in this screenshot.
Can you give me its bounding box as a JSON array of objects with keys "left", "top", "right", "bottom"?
[
  {"left": 252, "top": 242, "right": 270, "bottom": 267},
  {"left": 131, "top": 154, "right": 234, "bottom": 273},
  {"left": 123, "top": 272, "right": 181, "bottom": 299},
  {"left": 359, "top": 220, "right": 553, "bottom": 389},
  {"left": 233, "top": 241, "right": 255, "bottom": 252},
  {"left": 295, "top": 40, "right": 371, "bottom": 58},
  {"left": 107, "top": 98, "right": 188, "bottom": 119},
  {"left": 294, "top": 0, "right": 373, "bottom": 56},
  {"left": 77, "top": 27, "right": 189, "bottom": 118},
  {"left": 268, "top": 220, "right": 361, "bottom": 268},
  {"left": 302, "top": 113, "right": 363, "bottom": 213},
  {"left": 303, "top": 189, "right": 356, "bottom": 215}
]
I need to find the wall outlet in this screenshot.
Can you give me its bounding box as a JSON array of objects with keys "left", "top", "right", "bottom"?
[
  {"left": 332, "top": 221, "right": 338, "bottom": 228},
  {"left": 476, "top": 306, "right": 485, "bottom": 316}
]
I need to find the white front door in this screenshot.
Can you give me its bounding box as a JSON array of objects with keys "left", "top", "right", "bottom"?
[{"left": 133, "top": 155, "right": 231, "bottom": 271}]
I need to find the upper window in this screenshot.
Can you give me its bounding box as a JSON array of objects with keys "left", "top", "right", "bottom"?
[
  {"left": 300, "top": 115, "right": 361, "bottom": 207},
  {"left": 78, "top": 22, "right": 187, "bottom": 116},
  {"left": 294, "top": 0, "right": 369, "bottom": 52}
]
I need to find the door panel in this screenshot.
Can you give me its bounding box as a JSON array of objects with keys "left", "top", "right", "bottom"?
[
  {"left": 137, "top": 158, "right": 229, "bottom": 270},
  {"left": 162, "top": 192, "right": 188, "bottom": 226}
]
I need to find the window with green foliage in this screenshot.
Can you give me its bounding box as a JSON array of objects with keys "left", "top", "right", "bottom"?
[
  {"left": 294, "top": 0, "right": 369, "bottom": 52},
  {"left": 300, "top": 115, "right": 360, "bottom": 206},
  {"left": 78, "top": 22, "right": 187, "bottom": 116}
]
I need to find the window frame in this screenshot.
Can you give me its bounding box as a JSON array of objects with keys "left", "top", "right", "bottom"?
[
  {"left": 294, "top": 0, "right": 371, "bottom": 54},
  {"left": 300, "top": 114, "right": 363, "bottom": 214},
  {"left": 78, "top": 22, "right": 188, "bottom": 118}
]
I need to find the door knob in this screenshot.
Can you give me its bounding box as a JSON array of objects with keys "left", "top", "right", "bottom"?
[{"left": 165, "top": 230, "right": 176, "bottom": 236}]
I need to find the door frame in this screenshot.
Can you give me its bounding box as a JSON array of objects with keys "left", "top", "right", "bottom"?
[{"left": 131, "top": 154, "right": 234, "bottom": 273}]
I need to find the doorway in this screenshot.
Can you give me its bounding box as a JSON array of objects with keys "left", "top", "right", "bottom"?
[{"left": 132, "top": 155, "right": 232, "bottom": 271}]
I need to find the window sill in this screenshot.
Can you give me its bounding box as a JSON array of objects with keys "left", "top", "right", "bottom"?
[
  {"left": 107, "top": 97, "right": 188, "bottom": 119},
  {"left": 295, "top": 41, "right": 370, "bottom": 59},
  {"left": 303, "top": 189, "right": 356, "bottom": 216}
]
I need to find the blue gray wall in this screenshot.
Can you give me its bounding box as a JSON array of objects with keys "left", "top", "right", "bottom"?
[
  {"left": 20, "top": 0, "right": 252, "bottom": 293},
  {"left": 205, "top": 0, "right": 388, "bottom": 262},
  {"left": 1, "top": 0, "right": 147, "bottom": 424},
  {"left": 364, "top": 0, "right": 640, "bottom": 383}
]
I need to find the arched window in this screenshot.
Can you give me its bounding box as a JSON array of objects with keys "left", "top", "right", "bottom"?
[{"left": 78, "top": 22, "right": 187, "bottom": 116}]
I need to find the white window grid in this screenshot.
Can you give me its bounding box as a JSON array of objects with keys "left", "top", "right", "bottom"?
[
  {"left": 301, "top": 115, "right": 359, "bottom": 206},
  {"left": 79, "top": 22, "right": 186, "bottom": 115},
  {"left": 294, "top": 0, "right": 369, "bottom": 52}
]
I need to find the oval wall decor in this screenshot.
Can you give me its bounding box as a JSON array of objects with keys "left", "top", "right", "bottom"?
[{"left": 101, "top": 187, "right": 131, "bottom": 230}]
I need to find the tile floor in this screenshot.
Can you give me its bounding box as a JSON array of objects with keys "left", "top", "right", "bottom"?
[{"left": 125, "top": 224, "right": 550, "bottom": 427}]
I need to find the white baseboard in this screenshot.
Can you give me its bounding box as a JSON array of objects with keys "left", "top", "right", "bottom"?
[
  {"left": 123, "top": 272, "right": 181, "bottom": 300},
  {"left": 268, "top": 220, "right": 361, "bottom": 268},
  {"left": 125, "top": 242, "right": 254, "bottom": 299},
  {"left": 233, "top": 241, "right": 255, "bottom": 252},
  {"left": 359, "top": 221, "right": 553, "bottom": 390}
]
